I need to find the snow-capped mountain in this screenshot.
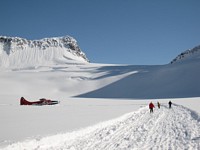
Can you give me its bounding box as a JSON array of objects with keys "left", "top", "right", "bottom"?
[
  {"left": 170, "top": 45, "right": 200, "bottom": 64},
  {"left": 0, "top": 36, "right": 89, "bottom": 68}
]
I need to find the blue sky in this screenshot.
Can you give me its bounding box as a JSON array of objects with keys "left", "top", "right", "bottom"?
[{"left": 1, "top": 0, "right": 200, "bottom": 65}]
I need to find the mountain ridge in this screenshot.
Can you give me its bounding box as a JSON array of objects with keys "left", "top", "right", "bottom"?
[
  {"left": 170, "top": 45, "right": 200, "bottom": 64},
  {"left": 0, "top": 36, "right": 89, "bottom": 68}
]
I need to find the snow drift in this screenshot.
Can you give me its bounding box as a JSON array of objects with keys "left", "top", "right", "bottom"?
[
  {"left": 0, "top": 36, "right": 89, "bottom": 68},
  {"left": 2, "top": 103, "right": 200, "bottom": 150}
]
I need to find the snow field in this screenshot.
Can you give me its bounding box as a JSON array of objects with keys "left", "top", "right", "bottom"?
[
  {"left": 2, "top": 104, "right": 200, "bottom": 150},
  {"left": 1, "top": 39, "right": 200, "bottom": 150}
]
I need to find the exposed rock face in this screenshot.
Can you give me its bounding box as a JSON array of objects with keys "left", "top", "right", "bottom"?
[{"left": 170, "top": 45, "right": 200, "bottom": 64}]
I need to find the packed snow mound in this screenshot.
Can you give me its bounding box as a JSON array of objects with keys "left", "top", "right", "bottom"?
[
  {"left": 0, "top": 36, "right": 89, "bottom": 68},
  {"left": 170, "top": 45, "right": 200, "bottom": 64},
  {"left": 3, "top": 104, "right": 200, "bottom": 150}
]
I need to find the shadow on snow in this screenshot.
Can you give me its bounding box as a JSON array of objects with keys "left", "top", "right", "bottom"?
[{"left": 76, "top": 61, "right": 200, "bottom": 99}]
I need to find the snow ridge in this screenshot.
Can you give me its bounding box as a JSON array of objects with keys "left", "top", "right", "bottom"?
[
  {"left": 170, "top": 45, "right": 200, "bottom": 64},
  {"left": 3, "top": 104, "right": 200, "bottom": 150},
  {"left": 0, "top": 36, "right": 89, "bottom": 68}
]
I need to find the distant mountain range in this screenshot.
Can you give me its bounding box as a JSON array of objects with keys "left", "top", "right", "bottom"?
[
  {"left": 0, "top": 36, "right": 89, "bottom": 68},
  {"left": 0, "top": 35, "right": 200, "bottom": 68}
]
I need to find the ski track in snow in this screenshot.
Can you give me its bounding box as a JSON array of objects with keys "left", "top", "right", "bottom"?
[{"left": 2, "top": 104, "right": 200, "bottom": 150}]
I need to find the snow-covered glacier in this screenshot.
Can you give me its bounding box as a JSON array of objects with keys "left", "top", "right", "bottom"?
[
  {"left": 0, "top": 36, "right": 200, "bottom": 149},
  {"left": 0, "top": 36, "right": 89, "bottom": 68}
]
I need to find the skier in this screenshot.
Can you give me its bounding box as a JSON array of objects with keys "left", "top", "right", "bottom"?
[
  {"left": 168, "top": 101, "right": 172, "bottom": 109},
  {"left": 157, "top": 102, "right": 160, "bottom": 109},
  {"left": 149, "top": 102, "right": 155, "bottom": 113}
]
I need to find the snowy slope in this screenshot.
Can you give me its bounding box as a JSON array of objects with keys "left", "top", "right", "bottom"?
[
  {"left": 2, "top": 103, "right": 200, "bottom": 150},
  {"left": 78, "top": 60, "right": 200, "bottom": 99},
  {"left": 0, "top": 36, "right": 89, "bottom": 68}
]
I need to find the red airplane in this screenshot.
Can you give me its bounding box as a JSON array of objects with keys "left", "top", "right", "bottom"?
[{"left": 20, "top": 97, "right": 59, "bottom": 105}]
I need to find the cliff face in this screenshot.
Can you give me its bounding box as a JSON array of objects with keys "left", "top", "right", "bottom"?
[{"left": 0, "top": 36, "right": 89, "bottom": 68}]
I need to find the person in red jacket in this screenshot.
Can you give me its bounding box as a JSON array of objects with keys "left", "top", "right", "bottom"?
[{"left": 149, "top": 102, "right": 155, "bottom": 113}]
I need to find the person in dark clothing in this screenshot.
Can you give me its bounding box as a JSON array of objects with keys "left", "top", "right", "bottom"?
[
  {"left": 168, "top": 101, "right": 172, "bottom": 108},
  {"left": 157, "top": 102, "right": 160, "bottom": 109},
  {"left": 149, "top": 102, "right": 155, "bottom": 113}
]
